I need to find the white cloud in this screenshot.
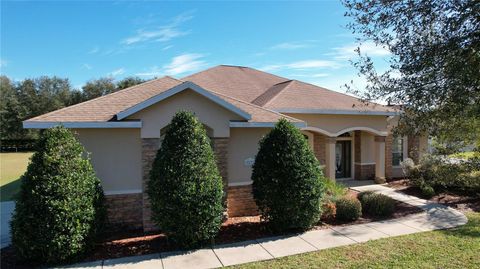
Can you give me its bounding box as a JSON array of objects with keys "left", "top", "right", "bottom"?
[
  {"left": 163, "top": 53, "right": 206, "bottom": 76},
  {"left": 0, "top": 59, "right": 7, "bottom": 68},
  {"left": 122, "top": 12, "right": 193, "bottom": 45},
  {"left": 261, "top": 60, "right": 340, "bottom": 72},
  {"left": 291, "top": 73, "right": 330, "bottom": 78},
  {"left": 162, "top": 45, "right": 173, "bottom": 51},
  {"left": 333, "top": 41, "right": 390, "bottom": 60},
  {"left": 136, "top": 66, "right": 163, "bottom": 77},
  {"left": 271, "top": 42, "right": 311, "bottom": 50},
  {"left": 136, "top": 53, "right": 207, "bottom": 77},
  {"left": 108, "top": 68, "right": 125, "bottom": 77},
  {"left": 82, "top": 63, "right": 92, "bottom": 70}
]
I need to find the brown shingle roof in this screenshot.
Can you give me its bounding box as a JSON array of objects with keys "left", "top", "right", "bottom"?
[
  {"left": 26, "top": 75, "right": 303, "bottom": 124},
  {"left": 26, "top": 65, "right": 395, "bottom": 125},
  {"left": 27, "top": 76, "right": 183, "bottom": 122},
  {"left": 183, "top": 65, "right": 288, "bottom": 103},
  {"left": 261, "top": 80, "right": 392, "bottom": 113}
]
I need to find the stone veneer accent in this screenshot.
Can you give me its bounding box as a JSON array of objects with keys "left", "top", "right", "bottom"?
[
  {"left": 105, "top": 193, "right": 143, "bottom": 231},
  {"left": 227, "top": 185, "right": 259, "bottom": 217},
  {"left": 141, "top": 138, "right": 160, "bottom": 232},
  {"left": 408, "top": 135, "right": 420, "bottom": 163},
  {"left": 211, "top": 138, "right": 229, "bottom": 187},
  {"left": 385, "top": 134, "right": 393, "bottom": 179},
  {"left": 313, "top": 133, "right": 326, "bottom": 166},
  {"left": 355, "top": 164, "right": 376, "bottom": 180},
  {"left": 211, "top": 137, "right": 229, "bottom": 219}
]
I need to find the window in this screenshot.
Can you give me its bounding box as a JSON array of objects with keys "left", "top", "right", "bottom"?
[{"left": 392, "top": 136, "right": 404, "bottom": 166}]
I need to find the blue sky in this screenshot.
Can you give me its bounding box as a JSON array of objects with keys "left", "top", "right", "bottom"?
[{"left": 1, "top": 1, "right": 390, "bottom": 93}]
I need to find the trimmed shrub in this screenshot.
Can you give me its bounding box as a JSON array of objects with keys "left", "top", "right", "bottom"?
[
  {"left": 358, "top": 191, "right": 395, "bottom": 217},
  {"left": 420, "top": 183, "right": 436, "bottom": 198},
  {"left": 252, "top": 119, "right": 324, "bottom": 232},
  {"left": 320, "top": 179, "right": 346, "bottom": 221},
  {"left": 321, "top": 201, "right": 337, "bottom": 221},
  {"left": 11, "top": 126, "right": 105, "bottom": 264},
  {"left": 335, "top": 196, "right": 362, "bottom": 221},
  {"left": 148, "top": 111, "right": 223, "bottom": 248},
  {"left": 403, "top": 154, "right": 480, "bottom": 196}
]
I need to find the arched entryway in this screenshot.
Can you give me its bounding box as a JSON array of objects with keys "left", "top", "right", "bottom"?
[{"left": 301, "top": 127, "right": 387, "bottom": 182}]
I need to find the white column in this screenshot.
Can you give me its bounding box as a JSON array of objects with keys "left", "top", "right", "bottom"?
[
  {"left": 325, "top": 137, "right": 336, "bottom": 180},
  {"left": 374, "top": 136, "right": 386, "bottom": 183}
]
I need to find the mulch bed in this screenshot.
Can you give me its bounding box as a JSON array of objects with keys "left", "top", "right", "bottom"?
[
  {"left": 387, "top": 178, "right": 480, "bottom": 213},
  {"left": 0, "top": 190, "right": 424, "bottom": 269}
]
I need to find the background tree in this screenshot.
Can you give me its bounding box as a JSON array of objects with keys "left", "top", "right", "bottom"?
[
  {"left": 147, "top": 111, "right": 223, "bottom": 248},
  {"left": 342, "top": 0, "right": 480, "bottom": 147},
  {"left": 11, "top": 126, "right": 105, "bottom": 264},
  {"left": 0, "top": 75, "right": 151, "bottom": 141},
  {"left": 81, "top": 77, "right": 116, "bottom": 100},
  {"left": 116, "top": 76, "right": 146, "bottom": 90},
  {"left": 0, "top": 76, "right": 24, "bottom": 139},
  {"left": 252, "top": 119, "right": 324, "bottom": 232}
]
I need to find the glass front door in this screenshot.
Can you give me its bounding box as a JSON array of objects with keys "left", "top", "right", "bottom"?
[{"left": 335, "top": 141, "right": 352, "bottom": 178}]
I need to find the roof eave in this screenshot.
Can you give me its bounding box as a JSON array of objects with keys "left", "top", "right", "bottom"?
[
  {"left": 229, "top": 121, "right": 307, "bottom": 128},
  {"left": 23, "top": 121, "right": 142, "bottom": 129},
  {"left": 273, "top": 108, "right": 400, "bottom": 116},
  {"left": 115, "top": 81, "right": 252, "bottom": 121}
]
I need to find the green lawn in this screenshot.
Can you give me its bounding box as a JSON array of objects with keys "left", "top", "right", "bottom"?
[
  {"left": 231, "top": 212, "right": 480, "bottom": 269},
  {"left": 449, "top": 151, "right": 479, "bottom": 159},
  {"left": 0, "top": 152, "right": 33, "bottom": 201}
]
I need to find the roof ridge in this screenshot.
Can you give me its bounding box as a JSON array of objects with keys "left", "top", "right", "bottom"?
[
  {"left": 260, "top": 80, "right": 295, "bottom": 107},
  {"left": 204, "top": 87, "right": 303, "bottom": 123},
  {"left": 291, "top": 79, "right": 385, "bottom": 108},
  {"left": 159, "top": 77, "right": 302, "bottom": 122},
  {"left": 27, "top": 76, "right": 179, "bottom": 121}
]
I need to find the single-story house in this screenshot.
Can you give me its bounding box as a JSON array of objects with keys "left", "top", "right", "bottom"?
[{"left": 24, "top": 65, "right": 428, "bottom": 231}]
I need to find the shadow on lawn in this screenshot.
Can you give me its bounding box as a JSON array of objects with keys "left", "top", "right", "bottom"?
[
  {"left": 0, "top": 178, "right": 21, "bottom": 202},
  {"left": 441, "top": 213, "right": 480, "bottom": 239}
]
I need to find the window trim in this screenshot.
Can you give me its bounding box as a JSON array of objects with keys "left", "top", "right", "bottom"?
[{"left": 392, "top": 135, "right": 408, "bottom": 168}]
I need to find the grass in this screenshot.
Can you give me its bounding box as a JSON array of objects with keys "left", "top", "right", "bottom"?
[
  {"left": 231, "top": 212, "right": 480, "bottom": 269},
  {"left": 0, "top": 152, "right": 33, "bottom": 201},
  {"left": 450, "top": 151, "right": 479, "bottom": 159}
]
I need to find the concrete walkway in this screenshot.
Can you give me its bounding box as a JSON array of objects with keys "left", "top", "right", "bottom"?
[
  {"left": 62, "top": 184, "right": 468, "bottom": 269},
  {"left": 1, "top": 201, "right": 15, "bottom": 248}
]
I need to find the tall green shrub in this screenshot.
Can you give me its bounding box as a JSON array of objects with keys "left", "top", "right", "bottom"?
[
  {"left": 252, "top": 119, "right": 324, "bottom": 231},
  {"left": 147, "top": 111, "right": 223, "bottom": 248},
  {"left": 11, "top": 126, "right": 105, "bottom": 264}
]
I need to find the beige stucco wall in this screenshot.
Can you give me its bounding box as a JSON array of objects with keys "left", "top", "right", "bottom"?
[
  {"left": 360, "top": 132, "right": 375, "bottom": 163},
  {"left": 73, "top": 128, "right": 142, "bottom": 193},
  {"left": 228, "top": 128, "right": 270, "bottom": 185},
  {"left": 287, "top": 113, "right": 388, "bottom": 135},
  {"left": 127, "top": 89, "right": 243, "bottom": 138}
]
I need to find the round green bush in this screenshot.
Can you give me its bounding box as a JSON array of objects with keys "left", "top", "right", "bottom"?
[
  {"left": 420, "top": 183, "right": 436, "bottom": 198},
  {"left": 148, "top": 111, "right": 224, "bottom": 248},
  {"left": 335, "top": 196, "right": 362, "bottom": 222},
  {"left": 358, "top": 191, "right": 395, "bottom": 217},
  {"left": 252, "top": 119, "right": 324, "bottom": 232},
  {"left": 11, "top": 126, "right": 106, "bottom": 265}
]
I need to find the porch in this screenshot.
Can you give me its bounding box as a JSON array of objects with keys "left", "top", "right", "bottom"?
[{"left": 302, "top": 128, "right": 391, "bottom": 182}]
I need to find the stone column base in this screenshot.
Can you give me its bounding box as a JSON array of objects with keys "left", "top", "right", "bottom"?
[
  {"left": 105, "top": 193, "right": 143, "bottom": 231},
  {"left": 227, "top": 185, "right": 259, "bottom": 217},
  {"left": 354, "top": 164, "right": 375, "bottom": 180}
]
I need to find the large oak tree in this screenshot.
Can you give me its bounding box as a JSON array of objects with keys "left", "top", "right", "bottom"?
[{"left": 343, "top": 0, "right": 480, "bottom": 148}]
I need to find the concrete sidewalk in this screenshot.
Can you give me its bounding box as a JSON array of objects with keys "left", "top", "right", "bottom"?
[
  {"left": 1, "top": 201, "right": 15, "bottom": 249},
  {"left": 62, "top": 184, "right": 468, "bottom": 269}
]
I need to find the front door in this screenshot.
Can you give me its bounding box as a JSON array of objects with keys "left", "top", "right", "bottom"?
[{"left": 335, "top": 141, "right": 352, "bottom": 178}]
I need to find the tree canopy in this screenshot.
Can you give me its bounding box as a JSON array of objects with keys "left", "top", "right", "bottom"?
[{"left": 342, "top": 0, "right": 480, "bottom": 147}]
